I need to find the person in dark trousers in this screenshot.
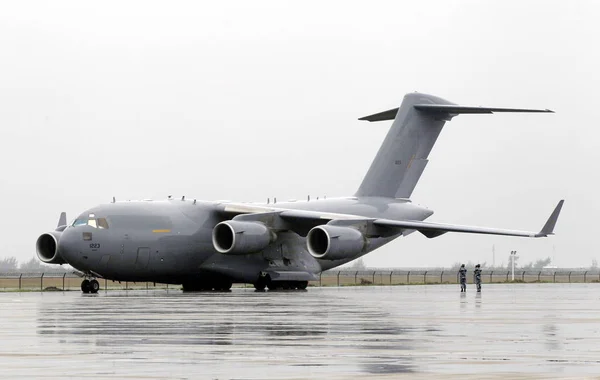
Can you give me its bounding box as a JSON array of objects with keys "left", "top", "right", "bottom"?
[
  {"left": 459, "top": 264, "right": 467, "bottom": 292},
  {"left": 474, "top": 264, "right": 482, "bottom": 292}
]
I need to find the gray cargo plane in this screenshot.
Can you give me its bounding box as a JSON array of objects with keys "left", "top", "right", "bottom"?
[{"left": 36, "top": 93, "right": 563, "bottom": 293}]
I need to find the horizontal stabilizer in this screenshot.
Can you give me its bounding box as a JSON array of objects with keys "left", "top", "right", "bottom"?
[
  {"left": 359, "top": 104, "right": 553, "bottom": 122},
  {"left": 414, "top": 104, "right": 554, "bottom": 114},
  {"left": 358, "top": 108, "right": 399, "bottom": 122}
]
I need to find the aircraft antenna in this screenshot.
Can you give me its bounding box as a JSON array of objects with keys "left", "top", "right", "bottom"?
[
  {"left": 274, "top": 197, "right": 277, "bottom": 204},
  {"left": 112, "top": 196, "right": 116, "bottom": 203},
  {"left": 168, "top": 195, "right": 172, "bottom": 200},
  {"left": 267, "top": 198, "right": 270, "bottom": 204},
  {"left": 181, "top": 196, "right": 185, "bottom": 201},
  {"left": 193, "top": 199, "right": 197, "bottom": 205},
  {"left": 307, "top": 195, "right": 310, "bottom": 202}
]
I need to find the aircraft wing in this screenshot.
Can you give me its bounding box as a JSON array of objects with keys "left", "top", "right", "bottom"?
[
  {"left": 218, "top": 200, "right": 564, "bottom": 239},
  {"left": 373, "top": 200, "right": 563, "bottom": 238},
  {"left": 277, "top": 200, "right": 564, "bottom": 239}
]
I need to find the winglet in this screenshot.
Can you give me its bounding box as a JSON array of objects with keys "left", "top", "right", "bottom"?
[
  {"left": 57, "top": 212, "right": 67, "bottom": 228},
  {"left": 536, "top": 200, "right": 564, "bottom": 237}
]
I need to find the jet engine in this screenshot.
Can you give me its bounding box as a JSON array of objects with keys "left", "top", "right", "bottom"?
[
  {"left": 212, "top": 221, "right": 275, "bottom": 255},
  {"left": 36, "top": 232, "right": 67, "bottom": 264},
  {"left": 307, "top": 225, "right": 366, "bottom": 260}
]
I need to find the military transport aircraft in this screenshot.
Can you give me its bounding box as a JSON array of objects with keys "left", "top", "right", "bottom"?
[{"left": 36, "top": 92, "right": 563, "bottom": 293}]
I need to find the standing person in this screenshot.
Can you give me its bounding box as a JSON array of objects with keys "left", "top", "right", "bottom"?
[
  {"left": 459, "top": 264, "right": 467, "bottom": 292},
  {"left": 474, "top": 264, "right": 482, "bottom": 292}
]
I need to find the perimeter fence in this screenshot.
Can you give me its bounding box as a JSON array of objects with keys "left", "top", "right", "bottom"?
[
  {"left": 315, "top": 269, "right": 600, "bottom": 287},
  {"left": 0, "top": 269, "right": 599, "bottom": 291},
  {"left": 0, "top": 272, "right": 173, "bottom": 291}
]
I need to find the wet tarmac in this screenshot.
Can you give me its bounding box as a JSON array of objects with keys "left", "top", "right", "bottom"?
[{"left": 1, "top": 284, "right": 600, "bottom": 379}]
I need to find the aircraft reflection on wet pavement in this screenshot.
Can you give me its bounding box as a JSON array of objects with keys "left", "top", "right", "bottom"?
[{"left": 18, "top": 285, "right": 600, "bottom": 379}]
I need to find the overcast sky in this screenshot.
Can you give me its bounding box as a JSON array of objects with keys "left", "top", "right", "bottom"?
[{"left": 0, "top": 1, "right": 596, "bottom": 268}]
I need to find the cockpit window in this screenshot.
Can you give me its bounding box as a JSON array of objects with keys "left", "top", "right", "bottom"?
[
  {"left": 97, "top": 218, "right": 109, "bottom": 229},
  {"left": 73, "top": 219, "right": 87, "bottom": 227},
  {"left": 72, "top": 217, "right": 109, "bottom": 229}
]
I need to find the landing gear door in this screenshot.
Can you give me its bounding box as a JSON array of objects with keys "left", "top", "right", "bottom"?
[{"left": 136, "top": 247, "right": 150, "bottom": 269}]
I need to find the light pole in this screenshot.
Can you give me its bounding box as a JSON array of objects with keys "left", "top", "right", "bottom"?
[{"left": 510, "top": 250, "right": 517, "bottom": 281}]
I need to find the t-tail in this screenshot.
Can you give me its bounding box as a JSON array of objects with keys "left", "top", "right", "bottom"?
[{"left": 355, "top": 92, "right": 553, "bottom": 199}]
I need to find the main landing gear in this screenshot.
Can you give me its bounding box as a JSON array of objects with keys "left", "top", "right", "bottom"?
[
  {"left": 253, "top": 276, "right": 308, "bottom": 291},
  {"left": 265, "top": 281, "right": 308, "bottom": 291},
  {"left": 81, "top": 278, "right": 100, "bottom": 294}
]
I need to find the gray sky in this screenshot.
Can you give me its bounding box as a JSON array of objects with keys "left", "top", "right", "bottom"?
[{"left": 0, "top": 1, "right": 596, "bottom": 268}]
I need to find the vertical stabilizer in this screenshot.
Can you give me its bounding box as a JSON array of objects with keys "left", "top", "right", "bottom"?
[
  {"left": 355, "top": 93, "right": 552, "bottom": 199},
  {"left": 356, "top": 93, "right": 453, "bottom": 199}
]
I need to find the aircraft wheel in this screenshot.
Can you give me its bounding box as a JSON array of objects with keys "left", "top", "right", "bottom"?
[
  {"left": 81, "top": 279, "right": 91, "bottom": 294},
  {"left": 218, "top": 281, "right": 232, "bottom": 291},
  {"left": 267, "top": 282, "right": 279, "bottom": 291},
  {"left": 297, "top": 281, "right": 308, "bottom": 290},
  {"left": 254, "top": 275, "right": 268, "bottom": 291},
  {"left": 89, "top": 279, "right": 100, "bottom": 293}
]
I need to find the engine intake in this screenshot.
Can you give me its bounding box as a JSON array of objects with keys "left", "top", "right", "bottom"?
[
  {"left": 307, "top": 225, "right": 366, "bottom": 260},
  {"left": 36, "top": 232, "right": 66, "bottom": 264},
  {"left": 212, "top": 221, "right": 274, "bottom": 255}
]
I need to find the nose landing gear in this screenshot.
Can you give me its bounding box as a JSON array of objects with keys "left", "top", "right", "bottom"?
[{"left": 81, "top": 278, "right": 100, "bottom": 294}]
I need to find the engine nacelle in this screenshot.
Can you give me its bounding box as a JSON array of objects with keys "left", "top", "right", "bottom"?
[
  {"left": 212, "top": 221, "right": 275, "bottom": 255},
  {"left": 307, "top": 225, "right": 366, "bottom": 260},
  {"left": 36, "top": 232, "right": 67, "bottom": 264}
]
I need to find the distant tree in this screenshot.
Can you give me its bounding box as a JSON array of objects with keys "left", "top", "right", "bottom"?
[
  {"left": 533, "top": 257, "right": 552, "bottom": 268},
  {"left": 349, "top": 258, "right": 367, "bottom": 270},
  {"left": 19, "top": 257, "right": 69, "bottom": 273},
  {"left": 592, "top": 259, "right": 598, "bottom": 270},
  {"left": 0, "top": 257, "right": 19, "bottom": 272},
  {"left": 19, "top": 257, "right": 47, "bottom": 272},
  {"left": 521, "top": 257, "right": 552, "bottom": 270}
]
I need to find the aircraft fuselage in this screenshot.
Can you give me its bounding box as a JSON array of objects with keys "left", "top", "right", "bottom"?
[{"left": 52, "top": 197, "right": 432, "bottom": 285}]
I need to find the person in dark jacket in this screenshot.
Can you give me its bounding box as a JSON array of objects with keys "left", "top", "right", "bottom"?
[
  {"left": 474, "top": 264, "right": 482, "bottom": 292},
  {"left": 459, "top": 264, "right": 467, "bottom": 292}
]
